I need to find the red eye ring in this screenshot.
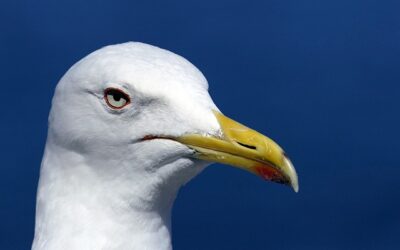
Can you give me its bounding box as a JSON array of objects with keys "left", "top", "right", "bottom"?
[{"left": 104, "top": 88, "right": 131, "bottom": 109}]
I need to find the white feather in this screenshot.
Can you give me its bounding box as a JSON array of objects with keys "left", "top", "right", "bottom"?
[{"left": 32, "top": 42, "right": 220, "bottom": 250}]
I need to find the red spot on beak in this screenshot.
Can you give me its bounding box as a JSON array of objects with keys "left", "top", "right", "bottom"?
[{"left": 255, "top": 165, "right": 288, "bottom": 185}]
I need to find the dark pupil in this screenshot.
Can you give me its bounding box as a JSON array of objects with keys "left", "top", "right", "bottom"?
[
  {"left": 113, "top": 93, "right": 122, "bottom": 102},
  {"left": 107, "top": 89, "right": 126, "bottom": 102}
]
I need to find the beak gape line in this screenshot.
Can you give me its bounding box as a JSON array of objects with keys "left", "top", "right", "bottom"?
[{"left": 143, "top": 111, "right": 298, "bottom": 192}]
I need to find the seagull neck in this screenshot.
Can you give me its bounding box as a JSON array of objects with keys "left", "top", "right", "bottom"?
[{"left": 32, "top": 141, "right": 196, "bottom": 250}]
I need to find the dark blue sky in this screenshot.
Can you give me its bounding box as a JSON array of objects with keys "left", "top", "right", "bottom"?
[{"left": 1, "top": 0, "right": 399, "bottom": 249}]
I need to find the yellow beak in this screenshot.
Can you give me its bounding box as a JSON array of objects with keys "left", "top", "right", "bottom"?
[{"left": 176, "top": 111, "right": 298, "bottom": 192}]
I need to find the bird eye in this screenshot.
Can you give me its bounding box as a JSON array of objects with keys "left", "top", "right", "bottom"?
[{"left": 104, "top": 88, "right": 130, "bottom": 109}]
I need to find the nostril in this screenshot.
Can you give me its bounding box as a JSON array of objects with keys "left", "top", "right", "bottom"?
[{"left": 236, "top": 141, "right": 257, "bottom": 150}]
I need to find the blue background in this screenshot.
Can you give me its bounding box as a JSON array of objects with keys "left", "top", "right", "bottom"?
[{"left": 1, "top": 0, "right": 399, "bottom": 249}]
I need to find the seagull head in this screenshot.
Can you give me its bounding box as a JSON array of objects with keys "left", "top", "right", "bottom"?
[{"left": 48, "top": 42, "right": 298, "bottom": 196}]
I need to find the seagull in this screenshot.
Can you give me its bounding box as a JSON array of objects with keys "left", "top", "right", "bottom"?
[{"left": 31, "top": 42, "right": 298, "bottom": 250}]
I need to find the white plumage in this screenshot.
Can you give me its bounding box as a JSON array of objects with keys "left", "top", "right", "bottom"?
[{"left": 32, "top": 42, "right": 297, "bottom": 250}]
